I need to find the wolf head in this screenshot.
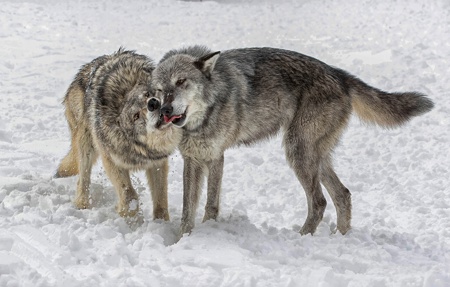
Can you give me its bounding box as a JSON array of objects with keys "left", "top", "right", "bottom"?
[
  {"left": 110, "top": 83, "right": 181, "bottom": 165},
  {"left": 116, "top": 84, "right": 165, "bottom": 137},
  {"left": 89, "top": 51, "right": 181, "bottom": 166},
  {"left": 152, "top": 49, "right": 221, "bottom": 129}
]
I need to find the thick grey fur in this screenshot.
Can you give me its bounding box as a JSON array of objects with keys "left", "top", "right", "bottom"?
[
  {"left": 152, "top": 45, "right": 434, "bottom": 237},
  {"left": 56, "top": 49, "right": 181, "bottom": 220}
]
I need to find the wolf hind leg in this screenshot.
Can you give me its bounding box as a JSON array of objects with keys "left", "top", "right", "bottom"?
[
  {"left": 320, "top": 154, "right": 352, "bottom": 234},
  {"left": 284, "top": 130, "right": 327, "bottom": 235},
  {"left": 146, "top": 158, "right": 170, "bottom": 221},
  {"left": 75, "top": 128, "right": 98, "bottom": 209}
]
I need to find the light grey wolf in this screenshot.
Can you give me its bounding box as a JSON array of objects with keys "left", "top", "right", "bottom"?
[
  {"left": 55, "top": 49, "right": 182, "bottom": 220},
  {"left": 152, "top": 45, "right": 434, "bottom": 236}
]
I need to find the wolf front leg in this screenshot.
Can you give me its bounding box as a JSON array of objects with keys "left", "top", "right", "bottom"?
[
  {"left": 203, "top": 155, "right": 224, "bottom": 222},
  {"left": 146, "top": 158, "right": 170, "bottom": 221},
  {"left": 75, "top": 128, "right": 98, "bottom": 209},
  {"left": 180, "top": 157, "right": 207, "bottom": 236},
  {"left": 101, "top": 155, "right": 139, "bottom": 218}
]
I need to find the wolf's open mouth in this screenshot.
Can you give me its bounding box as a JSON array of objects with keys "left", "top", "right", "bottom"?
[
  {"left": 164, "top": 114, "right": 182, "bottom": 123},
  {"left": 163, "top": 110, "right": 187, "bottom": 126},
  {"left": 155, "top": 116, "right": 167, "bottom": 129},
  {"left": 155, "top": 113, "right": 175, "bottom": 129}
]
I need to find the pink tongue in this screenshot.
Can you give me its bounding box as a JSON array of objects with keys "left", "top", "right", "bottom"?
[{"left": 164, "top": 114, "right": 182, "bottom": 123}]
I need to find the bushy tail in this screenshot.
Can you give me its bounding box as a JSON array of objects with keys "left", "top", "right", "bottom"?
[
  {"left": 54, "top": 78, "right": 84, "bottom": 179},
  {"left": 345, "top": 72, "right": 434, "bottom": 128},
  {"left": 54, "top": 147, "right": 79, "bottom": 178}
]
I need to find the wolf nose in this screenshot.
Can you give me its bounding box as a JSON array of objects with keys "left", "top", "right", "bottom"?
[
  {"left": 160, "top": 105, "right": 173, "bottom": 116},
  {"left": 147, "top": 98, "right": 160, "bottom": 112}
]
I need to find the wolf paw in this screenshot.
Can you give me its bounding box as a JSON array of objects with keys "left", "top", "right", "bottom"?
[
  {"left": 179, "top": 221, "right": 194, "bottom": 240},
  {"left": 202, "top": 206, "right": 219, "bottom": 222},
  {"left": 299, "top": 223, "right": 317, "bottom": 236},
  {"left": 125, "top": 213, "right": 144, "bottom": 229},
  {"left": 74, "top": 196, "right": 90, "bottom": 209},
  {"left": 117, "top": 199, "right": 140, "bottom": 218},
  {"left": 337, "top": 223, "right": 351, "bottom": 235},
  {"left": 153, "top": 207, "right": 170, "bottom": 221}
]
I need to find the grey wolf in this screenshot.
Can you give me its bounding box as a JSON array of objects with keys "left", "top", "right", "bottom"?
[
  {"left": 151, "top": 46, "right": 434, "bottom": 236},
  {"left": 55, "top": 49, "right": 182, "bottom": 220}
]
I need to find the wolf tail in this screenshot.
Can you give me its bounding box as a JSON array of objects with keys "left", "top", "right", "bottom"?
[
  {"left": 55, "top": 146, "right": 79, "bottom": 178},
  {"left": 54, "top": 95, "right": 80, "bottom": 178},
  {"left": 343, "top": 70, "right": 434, "bottom": 128}
]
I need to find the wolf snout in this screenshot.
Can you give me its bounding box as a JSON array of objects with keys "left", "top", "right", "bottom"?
[
  {"left": 160, "top": 104, "right": 185, "bottom": 125},
  {"left": 160, "top": 104, "right": 173, "bottom": 116},
  {"left": 147, "top": 98, "right": 160, "bottom": 112}
]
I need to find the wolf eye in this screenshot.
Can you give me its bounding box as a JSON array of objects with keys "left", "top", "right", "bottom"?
[
  {"left": 133, "top": 112, "right": 140, "bottom": 121},
  {"left": 176, "top": 78, "right": 186, "bottom": 86}
]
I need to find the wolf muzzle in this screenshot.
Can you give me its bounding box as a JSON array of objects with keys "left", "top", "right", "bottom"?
[
  {"left": 160, "top": 103, "right": 185, "bottom": 125},
  {"left": 160, "top": 104, "right": 173, "bottom": 117}
]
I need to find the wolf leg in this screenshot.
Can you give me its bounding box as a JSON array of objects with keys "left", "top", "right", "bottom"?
[
  {"left": 180, "top": 157, "right": 207, "bottom": 236},
  {"left": 320, "top": 155, "right": 352, "bottom": 234},
  {"left": 75, "top": 128, "right": 97, "bottom": 209},
  {"left": 101, "top": 155, "right": 139, "bottom": 218},
  {"left": 146, "top": 158, "right": 170, "bottom": 221},
  {"left": 284, "top": 131, "right": 327, "bottom": 236},
  {"left": 203, "top": 155, "right": 224, "bottom": 222}
]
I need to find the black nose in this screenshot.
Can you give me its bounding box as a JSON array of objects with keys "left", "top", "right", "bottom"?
[
  {"left": 147, "top": 98, "right": 160, "bottom": 112},
  {"left": 160, "top": 104, "right": 173, "bottom": 116}
]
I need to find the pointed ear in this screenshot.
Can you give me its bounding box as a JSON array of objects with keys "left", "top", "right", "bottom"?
[{"left": 194, "top": 51, "right": 220, "bottom": 79}]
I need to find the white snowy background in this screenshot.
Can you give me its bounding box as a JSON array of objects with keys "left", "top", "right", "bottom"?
[{"left": 0, "top": 0, "right": 449, "bottom": 286}]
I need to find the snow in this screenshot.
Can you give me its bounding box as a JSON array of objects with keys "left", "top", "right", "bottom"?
[{"left": 1, "top": 0, "right": 449, "bottom": 286}]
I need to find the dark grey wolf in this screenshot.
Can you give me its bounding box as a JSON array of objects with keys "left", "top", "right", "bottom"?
[
  {"left": 152, "top": 46, "right": 434, "bottom": 236},
  {"left": 55, "top": 49, "right": 182, "bottom": 220}
]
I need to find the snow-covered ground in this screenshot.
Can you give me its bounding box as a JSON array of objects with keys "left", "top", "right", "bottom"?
[{"left": 1, "top": 0, "right": 449, "bottom": 286}]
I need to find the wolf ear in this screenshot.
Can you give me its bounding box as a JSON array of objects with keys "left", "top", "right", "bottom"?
[{"left": 194, "top": 51, "right": 220, "bottom": 79}]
